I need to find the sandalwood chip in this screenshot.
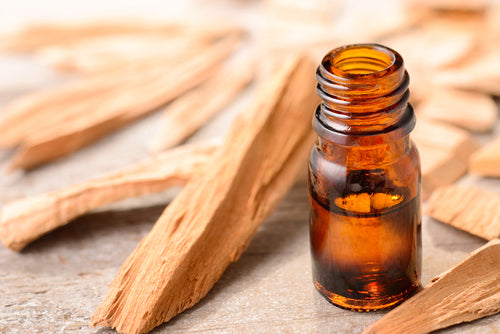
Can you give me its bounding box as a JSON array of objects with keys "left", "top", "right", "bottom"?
[
  {"left": 469, "top": 137, "right": 500, "bottom": 177},
  {"left": 363, "top": 239, "right": 500, "bottom": 334},
  {"left": 487, "top": 5, "right": 500, "bottom": 34},
  {"left": 432, "top": 50, "right": 500, "bottom": 96},
  {"left": 91, "top": 55, "right": 318, "bottom": 334},
  {"left": 426, "top": 184, "right": 500, "bottom": 240},
  {"left": 0, "top": 20, "right": 241, "bottom": 52},
  {"left": 37, "top": 34, "right": 211, "bottom": 74},
  {"left": 0, "top": 142, "right": 217, "bottom": 252},
  {"left": 0, "top": 21, "right": 172, "bottom": 51},
  {"left": 384, "top": 26, "right": 475, "bottom": 70},
  {"left": 3, "top": 36, "right": 239, "bottom": 170},
  {"left": 411, "top": 119, "right": 478, "bottom": 199},
  {"left": 154, "top": 58, "right": 255, "bottom": 151},
  {"left": 417, "top": 89, "right": 497, "bottom": 132},
  {"left": 407, "top": 0, "right": 491, "bottom": 13}
]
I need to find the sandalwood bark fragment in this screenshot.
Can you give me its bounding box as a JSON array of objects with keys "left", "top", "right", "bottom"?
[
  {"left": 35, "top": 24, "right": 243, "bottom": 75},
  {"left": 5, "top": 36, "right": 239, "bottom": 170},
  {"left": 0, "top": 21, "right": 241, "bottom": 52},
  {"left": 91, "top": 55, "right": 318, "bottom": 334},
  {"left": 417, "top": 89, "right": 497, "bottom": 132},
  {"left": 470, "top": 137, "right": 500, "bottom": 177},
  {"left": 0, "top": 73, "right": 130, "bottom": 148},
  {"left": 432, "top": 49, "right": 500, "bottom": 96},
  {"left": 37, "top": 35, "right": 211, "bottom": 74},
  {"left": 0, "top": 21, "right": 177, "bottom": 52},
  {"left": 363, "top": 239, "right": 500, "bottom": 334},
  {"left": 411, "top": 119, "right": 478, "bottom": 199},
  {"left": 154, "top": 59, "right": 255, "bottom": 151},
  {"left": 383, "top": 26, "right": 475, "bottom": 70},
  {"left": 426, "top": 184, "right": 500, "bottom": 240},
  {"left": 0, "top": 39, "right": 225, "bottom": 148},
  {"left": 407, "top": 0, "right": 491, "bottom": 13},
  {"left": 0, "top": 142, "right": 217, "bottom": 252}
]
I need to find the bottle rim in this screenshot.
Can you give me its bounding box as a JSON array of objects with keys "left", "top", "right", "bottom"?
[{"left": 321, "top": 43, "right": 402, "bottom": 80}]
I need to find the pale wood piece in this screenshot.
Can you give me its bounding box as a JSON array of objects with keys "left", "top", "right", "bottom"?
[
  {"left": 0, "top": 37, "right": 235, "bottom": 149},
  {"left": 91, "top": 55, "right": 319, "bottom": 334},
  {"left": 383, "top": 25, "right": 476, "bottom": 70},
  {"left": 0, "top": 20, "right": 241, "bottom": 52},
  {"left": 0, "top": 142, "right": 217, "bottom": 252},
  {"left": 425, "top": 185, "right": 500, "bottom": 240},
  {"left": 417, "top": 146, "right": 466, "bottom": 200},
  {"left": 37, "top": 34, "right": 211, "bottom": 74},
  {"left": 487, "top": 4, "right": 500, "bottom": 35},
  {"left": 6, "top": 36, "right": 240, "bottom": 170},
  {"left": 154, "top": 59, "right": 255, "bottom": 151},
  {"left": 264, "top": 0, "right": 339, "bottom": 25},
  {"left": 0, "top": 21, "right": 180, "bottom": 52},
  {"left": 363, "top": 239, "right": 500, "bottom": 334},
  {"left": 406, "top": 0, "right": 491, "bottom": 13},
  {"left": 0, "top": 38, "right": 232, "bottom": 149},
  {"left": 411, "top": 119, "right": 479, "bottom": 199},
  {"left": 260, "top": 0, "right": 420, "bottom": 62},
  {"left": 0, "top": 70, "right": 137, "bottom": 148},
  {"left": 470, "top": 137, "right": 500, "bottom": 177},
  {"left": 417, "top": 89, "right": 498, "bottom": 132},
  {"left": 432, "top": 49, "right": 500, "bottom": 96}
]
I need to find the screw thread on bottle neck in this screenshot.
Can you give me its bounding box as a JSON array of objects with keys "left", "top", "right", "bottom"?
[{"left": 314, "top": 44, "right": 415, "bottom": 146}]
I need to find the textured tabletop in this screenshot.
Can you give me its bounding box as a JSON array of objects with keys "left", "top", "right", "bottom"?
[{"left": 1, "top": 1, "right": 500, "bottom": 333}]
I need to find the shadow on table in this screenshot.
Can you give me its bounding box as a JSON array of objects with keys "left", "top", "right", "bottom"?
[
  {"left": 158, "top": 183, "right": 310, "bottom": 331},
  {"left": 424, "top": 215, "right": 486, "bottom": 253},
  {"left": 22, "top": 204, "right": 166, "bottom": 254}
]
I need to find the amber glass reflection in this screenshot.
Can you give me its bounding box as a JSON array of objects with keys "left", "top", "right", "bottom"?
[{"left": 309, "top": 44, "right": 421, "bottom": 311}]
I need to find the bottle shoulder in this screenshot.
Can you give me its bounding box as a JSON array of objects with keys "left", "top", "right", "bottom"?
[
  {"left": 310, "top": 139, "right": 420, "bottom": 171},
  {"left": 309, "top": 139, "right": 421, "bottom": 193}
]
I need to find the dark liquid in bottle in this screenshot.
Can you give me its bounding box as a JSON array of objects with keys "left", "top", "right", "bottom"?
[{"left": 309, "top": 182, "right": 421, "bottom": 311}]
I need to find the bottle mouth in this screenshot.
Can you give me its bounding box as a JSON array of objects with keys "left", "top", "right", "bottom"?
[
  {"left": 325, "top": 44, "right": 397, "bottom": 78},
  {"left": 314, "top": 43, "right": 414, "bottom": 145},
  {"left": 316, "top": 43, "right": 408, "bottom": 110}
]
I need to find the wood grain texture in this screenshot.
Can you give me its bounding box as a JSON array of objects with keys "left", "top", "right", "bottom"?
[
  {"left": 37, "top": 35, "right": 211, "bottom": 74},
  {"left": 433, "top": 48, "right": 500, "bottom": 96},
  {"left": 154, "top": 58, "right": 255, "bottom": 151},
  {"left": 411, "top": 119, "right": 479, "bottom": 198},
  {"left": 0, "top": 21, "right": 178, "bottom": 52},
  {"left": 470, "top": 137, "right": 500, "bottom": 177},
  {"left": 0, "top": 142, "right": 217, "bottom": 252},
  {"left": 363, "top": 239, "right": 500, "bottom": 334},
  {"left": 6, "top": 36, "right": 239, "bottom": 170},
  {"left": 417, "top": 88, "right": 498, "bottom": 132},
  {"left": 0, "top": 20, "right": 240, "bottom": 52},
  {"left": 0, "top": 35, "right": 240, "bottom": 151},
  {"left": 91, "top": 55, "right": 319, "bottom": 334},
  {"left": 426, "top": 184, "right": 500, "bottom": 240}
]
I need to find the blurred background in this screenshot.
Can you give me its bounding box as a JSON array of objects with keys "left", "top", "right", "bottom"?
[
  {"left": 0, "top": 0, "right": 499, "bottom": 333},
  {"left": 1, "top": 0, "right": 499, "bottom": 197}
]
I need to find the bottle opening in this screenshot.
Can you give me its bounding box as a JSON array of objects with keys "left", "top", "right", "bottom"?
[
  {"left": 314, "top": 43, "right": 414, "bottom": 145},
  {"left": 326, "top": 44, "right": 396, "bottom": 77}
]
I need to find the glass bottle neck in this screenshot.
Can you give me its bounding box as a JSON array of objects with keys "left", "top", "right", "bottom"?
[{"left": 314, "top": 44, "right": 415, "bottom": 146}]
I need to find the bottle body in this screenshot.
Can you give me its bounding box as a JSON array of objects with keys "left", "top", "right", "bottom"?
[
  {"left": 309, "top": 135, "right": 421, "bottom": 311},
  {"left": 309, "top": 44, "right": 421, "bottom": 311}
]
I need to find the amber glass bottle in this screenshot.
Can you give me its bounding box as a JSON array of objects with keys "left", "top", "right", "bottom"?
[{"left": 309, "top": 44, "right": 421, "bottom": 312}]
